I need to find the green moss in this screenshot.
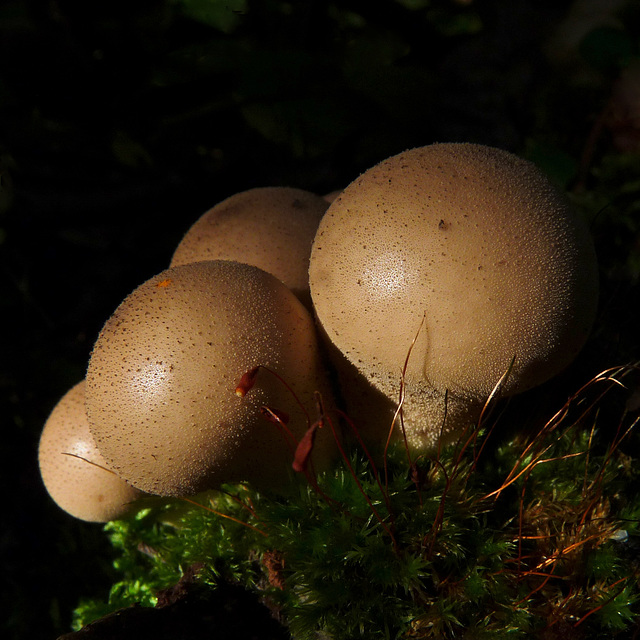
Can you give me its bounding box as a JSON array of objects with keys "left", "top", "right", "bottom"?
[{"left": 72, "top": 364, "right": 640, "bottom": 638}]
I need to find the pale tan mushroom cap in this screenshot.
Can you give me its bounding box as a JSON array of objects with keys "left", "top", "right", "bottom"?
[
  {"left": 38, "top": 381, "right": 144, "bottom": 522},
  {"left": 170, "top": 187, "right": 328, "bottom": 307},
  {"left": 85, "top": 260, "right": 336, "bottom": 497},
  {"left": 310, "top": 143, "right": 599, "bottom": 405}
]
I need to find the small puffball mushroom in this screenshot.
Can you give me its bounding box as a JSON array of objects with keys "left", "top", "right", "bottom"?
[
  {"left": 85, "top": 260, "right": 337, "bottom": 497},
  {"left": 170, "top": 187, "right": 328, "bottom": 308},
  {"left": 309, "top": 143, "right": 599, "bottom": 449},
  {"left": 38, "top": 381, "right": 144, "bottom": 522}
]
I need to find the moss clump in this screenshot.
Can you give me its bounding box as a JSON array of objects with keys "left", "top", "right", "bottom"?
[{"left": 73, "top": 364, "right": 640, "bottom": 639}]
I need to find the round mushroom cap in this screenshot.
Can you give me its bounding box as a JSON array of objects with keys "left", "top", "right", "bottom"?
[
  {"left": 309, "top": 143, "right": 599, "bottom": 447},
  {"left": 170, "top": 187, "right": 328, "bottom": 308},
  {"left": 86, "top": 260, "right": 337, "bottom": 497},
  {"left": 38, "top": 381, "right": 144, "bottom": 522}
]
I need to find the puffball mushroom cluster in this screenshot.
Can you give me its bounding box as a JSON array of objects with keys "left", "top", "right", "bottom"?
[
  {"left": 38, "top": 187, "right": 336, "bottom": 520},
  {"left": 38, "top": 144, "right": 599, "bottom": 523}
]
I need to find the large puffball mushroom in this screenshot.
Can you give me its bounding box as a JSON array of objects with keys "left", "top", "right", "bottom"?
[
  {"left": 85, "top": 260, "right": 337, "bottom": 497},
  {"left": 309, "top": 143, "right": 599, "bottom": 450},
  {"left": 38, "top": 381, "right": 144, "bottom": 522},
  {"left": 170, "top": 187, "right": 328, "bottom": 308}
]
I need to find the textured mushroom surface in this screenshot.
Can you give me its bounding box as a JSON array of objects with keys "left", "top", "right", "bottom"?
[
  {"left": 38, "top": 381, "right": 144, "bottom": 522},
  {"left": 170, "top": 187, "right": 328, "bottom": 307},
  {"left": 86, "top": 260, "right": 336, "bottom": 496},
  {"left": 309, "top": 143, "right": 599, "bottom": 448}
]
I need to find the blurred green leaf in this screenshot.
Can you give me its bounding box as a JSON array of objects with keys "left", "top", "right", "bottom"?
[
  {"left": 395, "top": 0, "right": 431, "bottom": 10},
  {"left": 151, "top": 39, "right": 249, "bottom": 87},
  {"left": 111, "top": 131, "right": 153, "bottom": 169},
  {"left": 523, "top": 139, "right": 578, "bottom": 189},
  {"left": 241, "top": 96, "right": 358, "bottom": 158},
  {"left": 170, "top": 0, "right": 248, "bottom": 33},
  {"left": 430, "top": 11, "right": 483, "bottom": 36},
  {"left": 579, "top": 26, "right": 635, "bottom": 72}
]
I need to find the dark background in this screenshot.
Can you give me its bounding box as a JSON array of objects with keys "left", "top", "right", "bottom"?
[{"left": 1, "top": 0, "right": 639, "bottom": 638}]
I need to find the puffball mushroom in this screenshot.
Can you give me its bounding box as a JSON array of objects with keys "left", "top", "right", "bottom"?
[
  {"left": 85, "top": 260, "right": 337, "bottom": 497},
  {"left": 38, "top": 381, "right": 144, "bottom": 522},
  {"left": 170, "top": 187, "right": 328, "bottom": 308},
  {"left": 309, "top": 143, "right": 599, "bottom": 449}
]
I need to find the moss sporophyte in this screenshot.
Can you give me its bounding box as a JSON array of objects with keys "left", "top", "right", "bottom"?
[{"left": 73, "top": 363, "right": 640, "bottom": 639}]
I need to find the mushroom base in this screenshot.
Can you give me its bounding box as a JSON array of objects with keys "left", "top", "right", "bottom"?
[{"left": 321, "top": 335, "right": 482, "bottom": 454}]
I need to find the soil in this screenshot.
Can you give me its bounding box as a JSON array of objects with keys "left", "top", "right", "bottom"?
[{"left": 57, "top": 576, "right": 289, "bottom": 640}]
